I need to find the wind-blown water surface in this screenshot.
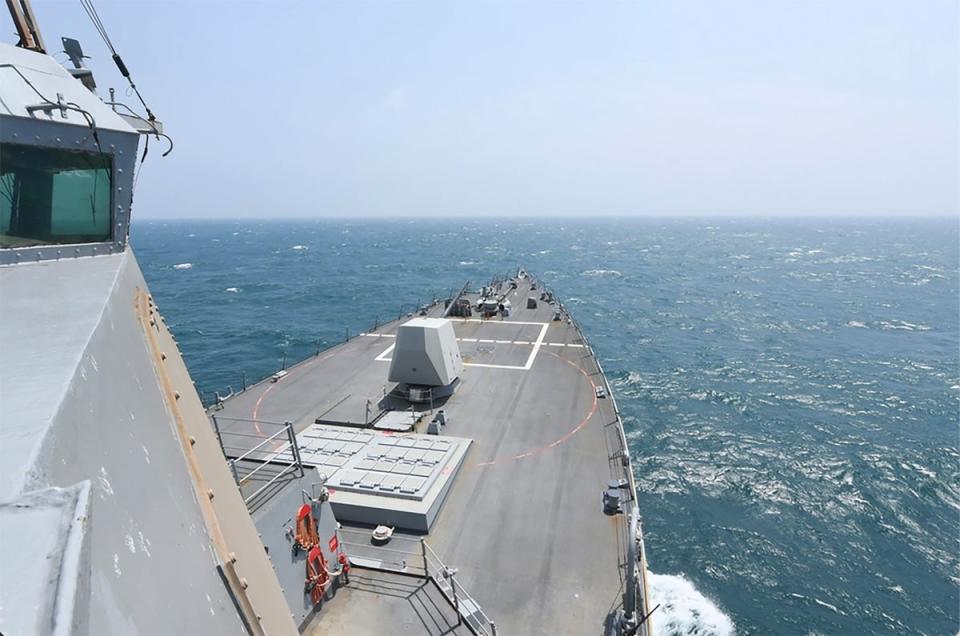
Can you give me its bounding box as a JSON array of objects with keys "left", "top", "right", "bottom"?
[{"left": 133, "top": 217, "right": 958, "bottom": 635}]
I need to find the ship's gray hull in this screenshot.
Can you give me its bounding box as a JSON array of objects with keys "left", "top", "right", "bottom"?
[{"left": 0, "top": 250, "right": 295, "bottom": 635}]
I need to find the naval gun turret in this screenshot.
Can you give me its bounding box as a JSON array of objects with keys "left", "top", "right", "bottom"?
[{"left": 388, "top": 317, "right": 463, "bottom": 403}]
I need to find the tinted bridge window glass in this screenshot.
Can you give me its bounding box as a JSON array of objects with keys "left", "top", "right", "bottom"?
[{"left": 0, "top": 142, "right": 112, "bottom": 248}]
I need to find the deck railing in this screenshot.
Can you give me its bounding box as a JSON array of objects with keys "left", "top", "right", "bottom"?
[
  {"left": 555, "top": 290, "right": 654, "bottom": 636},
  {"left": 211, "top": 415, "right": 304, "bottom": 505},
  {"left": 336, "top": 527, "right": 498, "bottom": 636},
  {"left": 422, "top": 540, "right": 498, "bottom": 636},
  {"left": 201, "top": 270, "right": 648, "bottom": 633}
]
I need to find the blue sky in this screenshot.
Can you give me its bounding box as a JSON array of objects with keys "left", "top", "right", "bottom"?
[{"left": 16, "top": 1, "right": 960, "bottom": 218}]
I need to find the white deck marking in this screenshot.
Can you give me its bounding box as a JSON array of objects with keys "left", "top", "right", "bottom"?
[
  {"left": 462, "top": 362, "right": 534, "bottom": 370},
  {"left": 370, "top": 319, "right": 561, "bottom": 371},
  {"left": 374, "top": 343, "right": 396, "bottom": 362},
  {"left": 363, "top": 332, "right": 581, "bottom": 350},
  {"left": 522, "top": 322, "right": 550, "bottom": 370}
]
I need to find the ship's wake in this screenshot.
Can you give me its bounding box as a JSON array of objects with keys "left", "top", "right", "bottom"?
[{"left": 647, "top": 572, "right": 735, "bottom": 636}]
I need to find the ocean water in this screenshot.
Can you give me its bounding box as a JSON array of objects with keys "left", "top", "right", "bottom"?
[{"left": 133, "top": 217, "right": 959, "bottom": 635}]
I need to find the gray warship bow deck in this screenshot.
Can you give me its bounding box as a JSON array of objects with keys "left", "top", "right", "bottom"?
[
  {"left": 0, "top": 9, "right": 652, "bottom": 631},
  {"left": 213, "top": 275, "right": 651, "bottom": 635}
]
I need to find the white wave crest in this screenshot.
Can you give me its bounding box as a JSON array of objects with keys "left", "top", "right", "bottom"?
[
  {"left": 582, "top": 269, "right": 623, "bottom": 278},
  {"left": 173, "top": 263, "right": 192, "bottom": 270},
  {"left": 459, "top": 260, "right": 477, "bottom": 266},
  {"left": 648, "top": 572, "right": 735, "bottom": 636},
  {"left": 879, "top": 320, "right": 931, "bottom": 332},
  {"left": 225, "top": 287, "right": 240, "bottom": 293}
]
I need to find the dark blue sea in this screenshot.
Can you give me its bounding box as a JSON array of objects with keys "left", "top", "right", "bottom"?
[{"left": 133, "top": 217, "right": 959, "bottom": 635}]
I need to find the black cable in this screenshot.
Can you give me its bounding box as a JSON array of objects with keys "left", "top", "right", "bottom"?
[
  {"left": 0, "top": 64, "right": 65, "bottom": 107},
  {"left": 157, "top": 132, "right": 173, "bottom": 157},
  {"left": 66, "top": 101, "right": 103, "bottom": 154},
  {"left": 129, "top": 133, "right": 148, "bottom": 205},
  {"left": 0, "top": 66, "right": 111, "bottom": 231},
  {"left": 0, "top": 65, "right": 103, "bottom": 153},
  {"left": 78, "top": 0, "right": 156, "bottom": 122},
  {"left": 103, "top": 99, "right": 173, "bottom": 157}
]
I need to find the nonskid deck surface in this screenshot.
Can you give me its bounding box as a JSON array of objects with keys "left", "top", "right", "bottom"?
[
  {"left": 214, "top": 277, "right": 634, "bottom": 635},
  {"left": 306, "top": 569, "right": 472, "bottom": 636}
]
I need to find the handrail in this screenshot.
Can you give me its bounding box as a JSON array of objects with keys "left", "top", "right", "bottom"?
[
  {"left": 561, "top": 292, "right": 651, "bottom": 635},
  {"left": 230, "top": 425, "right": 291, "bottom": 463},
  {"left": 221, "top": 420, "right": 305, "bottom": 506},
  {"left": 422, "top": 541, "right": 498, "bottom": 636},
  {"left": 335, "top": 528, "right": 497, "bottom": 636},
  {"left": 212, "top": 414, "right": 289, "bottom": 426}
]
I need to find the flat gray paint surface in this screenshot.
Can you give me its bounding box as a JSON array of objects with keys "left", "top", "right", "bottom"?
[
  {"left": 2, "top": 251, "right": 250, "bottom": 634},
  {"left": 252, "top": 473, "right": 344, "bottom": 629},
  {"left": 0, "top": 253, "right": 124, "bottom": 500},
  {"left": 307, "top": 569, "right": 471, "bottom": 636},
  {"left": 217, "top": 277, "right": 640, "bottom": 635}
]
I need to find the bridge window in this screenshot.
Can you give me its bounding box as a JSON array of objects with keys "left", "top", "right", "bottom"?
[{"left": 0, "top": 143, "right": 112, "bottom": 248}]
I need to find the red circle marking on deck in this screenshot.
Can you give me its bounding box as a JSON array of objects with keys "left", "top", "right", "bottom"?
[
  {"left": 250, "top": 385, "right": 273, "bottom": 434},
  {"left": 251, "top": 351, "right": 338, "bottom": 432},
  {"left": 470, "top": 350, "right": 599, "bottom": 468}
]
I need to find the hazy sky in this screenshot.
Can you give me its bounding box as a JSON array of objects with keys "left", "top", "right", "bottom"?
[{"left": 14, "top": 1, "right": 960, "bottom": 218}]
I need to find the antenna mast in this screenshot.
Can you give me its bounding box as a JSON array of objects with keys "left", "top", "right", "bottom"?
[{"left": 5, "top": 0, "right": 46, "bottom": 52}]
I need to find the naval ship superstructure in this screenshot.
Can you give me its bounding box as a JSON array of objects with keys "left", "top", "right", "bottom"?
[{"left": 0, "top": 4, "right": 654, "bottom": 635}]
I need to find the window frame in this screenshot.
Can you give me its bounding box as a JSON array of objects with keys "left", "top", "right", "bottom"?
[
  {"left": 0, "top": 115, "right": 139, "bottom": 265},
  {"left": 1, "top": 142, "right": 114, "bottom": 247}
]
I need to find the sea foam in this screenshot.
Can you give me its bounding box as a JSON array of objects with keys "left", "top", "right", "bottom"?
[
  {"left": 582, "top": 269, "right": 623, "bottom": 278},
  {"left": 173, "top": 263, "right": 192, "bottom": 270},
  {"left": 648, "top": 572, "right": 734, "bottom": 636}
]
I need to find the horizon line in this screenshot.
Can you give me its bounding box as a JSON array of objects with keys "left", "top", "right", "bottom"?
[{"left": 132, "top": 213, "right": 960, "bottom": 223}]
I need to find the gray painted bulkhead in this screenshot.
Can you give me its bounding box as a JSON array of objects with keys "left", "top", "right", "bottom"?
[
  {"left": 251, "top": 471, "right": 345, "bottom": 629},
  {"left": 2, "top": 42, "right": 300, "bottom": 635},
  {"left": 0, "top": 482, "right": 92, "bottom": 635},
  {"left": 24, "top": 252, "right": 249, "bottom": 633}
]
